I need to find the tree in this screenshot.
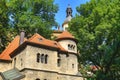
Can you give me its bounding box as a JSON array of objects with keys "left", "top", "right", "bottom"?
[
  {"left": 0, "top": 0, "right": 58, "bottom": 53},
  {"left": 0, "top": 0, "right": 9, "bottom": 52},
  {"left": 6, "top": 0, "right": 58, "bottom": 38},
  {"left": 69, "top": 0, "right": 120, "bottom": 79}
]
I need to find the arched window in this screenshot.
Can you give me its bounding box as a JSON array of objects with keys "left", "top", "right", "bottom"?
[
  {"left": 36, "top": 78, "right": 40, "bottom": 80},
  {"left": 41, "top": 54, "right": 44, "bottom": 63},
  {"left": 45, "top": 55, "right": 48, "bottom": 64},
  {"left": 71, "top": 45, "right": 73, "bottom": 50},
  {"left": 14, "top": 58, "right": 16, "bottom": 68},
  {"left": 37, "top": 53, "right": 40, "bottom": 63},
  {"left": 72, "top": 64, "right": 74, "bottom": 68},
  {"left": 57, "top": 59, "right": 61, "bottom": 67},
  {"left": 73, "top": 45, "right": 75, "bottom": 50},
  {"left": 68, "top": 44, "right": 70, "bottom": 50}
]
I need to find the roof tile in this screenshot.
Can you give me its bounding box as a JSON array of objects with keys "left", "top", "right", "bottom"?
[
  {"left": 55, "top": 31, "right": 76, "bottom": 41},
  {"left": 0, "top": 33, "right": 67, "bottom": 61},
  {"left": 0, "top": 36, "right": 26, "bottom": 60},
  {"left": 27, "top": 33, "right": 67, "bottom": 51}
]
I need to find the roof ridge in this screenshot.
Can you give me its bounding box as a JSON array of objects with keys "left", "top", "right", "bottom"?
[{"left": 28, "top": 33, "right": 45, "bottom": 41}]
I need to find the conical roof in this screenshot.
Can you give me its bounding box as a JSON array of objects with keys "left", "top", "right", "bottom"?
[{"left": 55, "top": 31, "right": 77, "bottom": 42}]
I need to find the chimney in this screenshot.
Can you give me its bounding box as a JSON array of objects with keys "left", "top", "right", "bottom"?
[{"left": 19, "top": 30, "right": 25, "bottom": 45}]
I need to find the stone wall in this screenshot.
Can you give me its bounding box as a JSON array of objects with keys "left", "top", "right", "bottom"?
[
  {"left": 21, "top": 69, "right": 58, "bottom": 80},
  {"left": 59, "top": 53, "right": 78, "bottom": 75},
  {"left": 58, "top": 40, "right": 77, "bottom": 53},
  {"left": 25, "top": 45, "right": 58, "bottom": 72},
  {"left": 21, "top": 69, "right": 84, "bottom": 80},
  {"left": 12, "top": 47, "right": 27, "bottom": 70},
  {"left": 58, "top": 74, "right": 84, "bottom": 80},
  {"left": 0, "top": 62, "right": 12, "bottom": 72},
  {"left": 0, "top": 74, "right": 3, "bottom": 80}
]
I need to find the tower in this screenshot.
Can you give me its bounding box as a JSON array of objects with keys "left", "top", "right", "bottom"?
[
  {"left": 66, "top": 4, "right": 73, "bottom": 17},
  {"left": 55, "top": 31, "right": 78, "bottom": 75},
  {"left": 62, "top": 4, "right": 73, "bottom": 31}
]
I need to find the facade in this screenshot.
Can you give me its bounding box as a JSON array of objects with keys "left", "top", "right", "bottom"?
[{"left": 0, "top": 31, "right": 84, "bottom": 80}]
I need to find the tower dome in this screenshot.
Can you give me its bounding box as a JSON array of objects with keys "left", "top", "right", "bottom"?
[{"left": 62, "top": 4, "right": 73, "bottom": 31}]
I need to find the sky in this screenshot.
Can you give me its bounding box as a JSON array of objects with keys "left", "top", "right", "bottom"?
[{"left": 53, "top": 0, "right": 90, "bottom": 30}]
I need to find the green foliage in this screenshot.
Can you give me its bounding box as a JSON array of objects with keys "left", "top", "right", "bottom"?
[
  {"left": 6, "top": 0, "right": 58, "bottom": 38},
  {"left": 69, "top": 0, "right": 120, "bottom": 79},
  {"left": 0, "top": 0, "right": 58, "bottom": 53},
  {"left": 0, "top": 0, "right": 9, "bottom": 52}
]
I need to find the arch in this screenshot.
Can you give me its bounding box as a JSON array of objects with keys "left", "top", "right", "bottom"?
[
  {"left": 68, "top": 44, "right": 71, "bottom": 50},
  {"left": 73, "top": 45, "right": 75, "bottom": 50},
  {"left": 45, "top": 55, "right": 48, "bottom": 64},
  {"left": 41, "top": 54, "right": 44, "bottom": 63},
  {"left": 36, "top": 78, "right": 40, "bottom": 80},
  {"left": 57, "top": 59, "right": 61, "bottom": 67},
  {"left": 71, "top": 45, "right": 73, "bottom": 49},
  {"left": 72, "top": 64, "right": 74, "bottom": 68},
  {"left": 37, "top": 53, "right": 40, "bottom": 63},
  {"left": 14, "top": 58, "right": 16, "bottom": 68}
]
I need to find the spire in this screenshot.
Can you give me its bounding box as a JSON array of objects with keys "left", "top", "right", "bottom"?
[{"left": 66, "top": 4, "right": 73, "bottom": 17}]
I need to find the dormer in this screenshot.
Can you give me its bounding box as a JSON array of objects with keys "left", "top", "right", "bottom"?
[{"left": 55, "top": 31, "right": 77, "bottom": 54}]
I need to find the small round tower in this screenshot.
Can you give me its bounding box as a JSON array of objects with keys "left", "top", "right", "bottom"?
[
  {"left": 55, "top": 31, "right": 77, "bottom": 54},
  {"left": 56, "top": 31, "right": 78, "bottom": 75}
]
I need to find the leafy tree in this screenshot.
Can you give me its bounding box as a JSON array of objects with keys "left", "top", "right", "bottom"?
[
  {"left": 69, "top": 0, "right": 120, "bottom": 79},
  {"left": 6, "top": 0, "right": 58, "bottom": 38},
  {"left": 0, "top": 0, "right": 9, "bottom": 52},
  {"left": 0, "top": 0, "right": 58, "bottom": 53}
]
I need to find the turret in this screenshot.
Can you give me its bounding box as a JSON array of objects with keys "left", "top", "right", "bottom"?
[
  {"left": 55, "top": 31, "right": 77, "bottom": 54},
  {"left": 62, "top": 4, "right": 73, "bottom": 31}
]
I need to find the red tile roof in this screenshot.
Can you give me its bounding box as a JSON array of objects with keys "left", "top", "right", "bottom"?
[
  {"left": 0, "top": 33, "right": 67, "bottom": 61},
  {"left": 27, "top": 33, "right": 66, "bottom": 51},
  {"left": 55, "top": 31, "right": 77, "bottom": 42},
  {"left": 0, "top": 36, "right": 20, "bottom": 60}
]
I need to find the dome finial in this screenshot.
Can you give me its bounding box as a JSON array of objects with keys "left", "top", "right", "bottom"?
[{"left": 66, "top": 4, "right": 72, "bottom": 17}]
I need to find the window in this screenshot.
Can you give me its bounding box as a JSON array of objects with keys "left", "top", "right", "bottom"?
[
  {"left": 66, "top": 54, "right": 69, "bottom": 57},
  {"left": 38, "top": 38, "right": 43, "bottom": 42},
  {"left": 68, "top": 44, "right": 71, "bottom": 50},
  {"left": 57, "top": 59, "right": 61, "bottom": 67},
  {"left": 37, "top": 53, "right": 40, "bottom": 63},
  {"left": 68, "top": 44, "right": 75, "bottom": 51},
  {"left": 72, "top": 64, "right": 74, "bottom": 68},
  {"left": 21, "top": 58, "right": 23, "bottom": 66},
  {"left": 73, "top": 45, "right": 75, "bottom": 50},
  {"left": 57, "top": 53, "right": 60, "bottom": 57},
  {"left": 36, "top": 78, "right": 40, "bottom": 80},
  {"left": 14, "top": 58, "right": 16, "bottom": 68},
  {"left": 36, "top": 53, "right": 48, "bottom": 64},
  {"left": 41, "top": 54, "right": 44, "bottom": 63},
  {"left": 45, "top": 55, "right": 48, "bottom": 64}
]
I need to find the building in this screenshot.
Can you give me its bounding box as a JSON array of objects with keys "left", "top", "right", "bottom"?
[
  {"left": 52, "top": 4, "right": 73, "bottom": 38},
  {"left": 62, "top": 4, "right": 73, "bottom": 31},
  {"left": 0, "top": 30, "right": 84, "bottom": 80}
]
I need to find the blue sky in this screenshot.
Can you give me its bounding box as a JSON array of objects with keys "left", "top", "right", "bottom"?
[{"left": 53, "top": 0, "right": 90, "bottom": 30}]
